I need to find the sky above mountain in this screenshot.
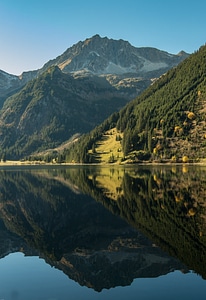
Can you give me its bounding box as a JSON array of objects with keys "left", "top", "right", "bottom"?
[{"left": 0, "top": 0, "right": 205, "bottom": 75}]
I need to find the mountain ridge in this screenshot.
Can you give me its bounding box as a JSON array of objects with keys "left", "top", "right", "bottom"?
[
  {"left": 0, "top": 35, "right": 189, "bottom": 159},
  {"left": 40, "top": 34, "right": 188, "bottom": 76},
  {"left": 0, "top": 65, "right": 134, "bottom": 158}
]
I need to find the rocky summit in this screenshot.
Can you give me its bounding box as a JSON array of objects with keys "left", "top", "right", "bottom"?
[
  {"left": 41, "top": 34, "right": 188, "bottom": 95},
  {"left": 42, "top": 34, "right": 188, "bottom": 76}
]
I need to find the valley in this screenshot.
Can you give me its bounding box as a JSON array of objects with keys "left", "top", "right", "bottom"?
[{"left": 1, "top": 34, "right": 204, "bottom": 164}]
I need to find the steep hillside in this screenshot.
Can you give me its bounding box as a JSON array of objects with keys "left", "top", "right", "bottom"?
[
  {"left": 0, "top": 66, "right": 133, "bottom": 159},
  {"left": 65, "top": 45, "right": 206, "bottom": 164}
]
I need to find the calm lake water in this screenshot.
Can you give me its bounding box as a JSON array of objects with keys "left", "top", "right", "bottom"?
[{"left": 0, "top": 164, "right": 206, "bottom": 299}]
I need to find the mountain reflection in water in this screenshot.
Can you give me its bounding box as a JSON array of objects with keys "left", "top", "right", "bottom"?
[{"left": 0, "top": 165, "right": 206, "bottom": 292}]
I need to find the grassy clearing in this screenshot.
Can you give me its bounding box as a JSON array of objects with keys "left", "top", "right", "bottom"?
[{"left": 88, "top": 128, "right": 124, "bottom": 164}]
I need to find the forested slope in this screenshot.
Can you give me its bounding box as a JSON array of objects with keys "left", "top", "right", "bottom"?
[{"left": 65, "top": 45, "right": 206, "bottom": 163}]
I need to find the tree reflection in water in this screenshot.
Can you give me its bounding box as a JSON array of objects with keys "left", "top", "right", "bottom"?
[{"left": 0, "top": 165, "right": 205, "bottom": 291}]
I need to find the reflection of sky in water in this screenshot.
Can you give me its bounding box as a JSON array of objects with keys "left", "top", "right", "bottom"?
[{"left": 0, "top": 252, "right": 206, "bottom": 300}]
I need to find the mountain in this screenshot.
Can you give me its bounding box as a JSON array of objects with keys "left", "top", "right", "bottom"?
[
  {"left": 42, "top": 34, "right": 188, "bottom": 76},
  {"left": 40, "top": 34, "right": 188, "bottom": 97},
  {"left": 0, "top": 35, "right": 188, "bottom": 159},
  {"left": 0, "top": 66, "right": 137, "bottom": 158},
  {"left": 0, "top": 69, "right": 37, "bottom": 107},
  {"left": 65, "top": 44, "right": 206, "bottom": 164},
  {"left": 1, "top": 35, "right": 188, "bottom": 106}
]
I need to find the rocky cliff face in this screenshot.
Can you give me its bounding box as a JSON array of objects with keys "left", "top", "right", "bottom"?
[
  {"left": 41, "top": 34, "right": 188, "bottom": 94},
  {"left": 42, "top": 34, "right": 188, "bottom": 76}
]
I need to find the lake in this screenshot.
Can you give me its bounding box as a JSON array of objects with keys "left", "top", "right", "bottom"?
[{"left": 0, "top": 164, "right": 206, "bottom": 299}]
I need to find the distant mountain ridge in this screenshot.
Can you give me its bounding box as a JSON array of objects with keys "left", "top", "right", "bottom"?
[
  {"left": 0, "top": 35, "right": 189, "bottom": 159},
  {"left": 0, "top": 69, "right": 38, "bottom": 106}
]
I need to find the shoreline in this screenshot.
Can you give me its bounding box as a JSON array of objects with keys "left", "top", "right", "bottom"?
[{"left": 0, "top": 160, "right": 206, "bottom": 167}]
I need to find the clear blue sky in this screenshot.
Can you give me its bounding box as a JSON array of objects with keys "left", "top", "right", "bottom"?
[{"left": 0, "top": 0, "right": 205, "bottom": 75}]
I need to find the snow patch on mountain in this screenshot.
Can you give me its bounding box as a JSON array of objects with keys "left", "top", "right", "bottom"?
[
  {"left": 105, "top": 62, "right": 136, "bottom": 74},
  {"left": 140, "top": 60, "right": 168, "bottom": 72}
]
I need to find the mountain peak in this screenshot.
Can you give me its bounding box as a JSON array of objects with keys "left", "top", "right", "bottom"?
[
  {"left": 40, "top": 34, "right": 188, "bottom": 76},
  {"left": 85, "top": 34, "right": 101, "bottom": 41}
]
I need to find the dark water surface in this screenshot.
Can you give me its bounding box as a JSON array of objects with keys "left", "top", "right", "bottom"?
[{"left": 0, "top": 165, "right": 206, "bottom": 299}]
